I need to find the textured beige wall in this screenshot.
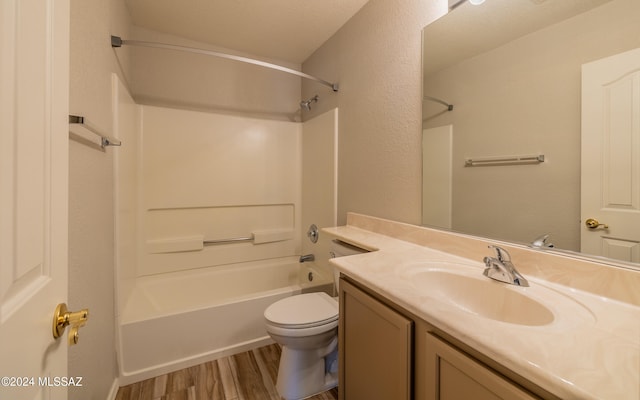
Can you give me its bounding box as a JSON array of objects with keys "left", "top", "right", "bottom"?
[
  {"left": 302, "top": 0, "right": 448, "bottom": 225},
  {"left": 68, "top": 0, "right": 132, "bottom": 398}
]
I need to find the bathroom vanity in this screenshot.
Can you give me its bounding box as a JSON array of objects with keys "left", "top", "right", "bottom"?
[
  {"left": 328, "top": 213, "right": 640, "bottom": 400},
  {"left": 340, "top": 277, "right": 550, "bottom": 399}
]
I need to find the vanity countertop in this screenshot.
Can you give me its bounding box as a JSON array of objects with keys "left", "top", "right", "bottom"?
[{"left": 325, "top": 224, "right": 640, "bottom": 400}]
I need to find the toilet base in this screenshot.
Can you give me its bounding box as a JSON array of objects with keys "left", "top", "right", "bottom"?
[{"left": 276, "top": 339, "right": 338, "bottom": 400}]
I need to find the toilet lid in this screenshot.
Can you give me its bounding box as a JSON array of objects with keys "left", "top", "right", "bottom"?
[{"left": 264, "top": 292, "right": 338, "bottom": 328}]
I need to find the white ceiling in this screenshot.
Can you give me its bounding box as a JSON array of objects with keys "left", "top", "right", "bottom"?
[{"left": 125, "top": 0, "right": 370, "bottom": 64}]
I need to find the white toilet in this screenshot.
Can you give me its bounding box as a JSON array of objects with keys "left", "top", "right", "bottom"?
[{"left": 264, "top": 240, "right": 367, "bottom": 400}]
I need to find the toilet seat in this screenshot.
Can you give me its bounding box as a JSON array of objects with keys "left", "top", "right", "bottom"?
[{"left": 264, "top": 292, "right": 338, "bottom": 337}]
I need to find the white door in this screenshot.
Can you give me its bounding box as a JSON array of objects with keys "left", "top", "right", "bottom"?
[
  {"left": 581, "top": 48, "right": 640, "bottom": 263},
  {"left": 0, "top": 1, "right": 70, "bottom": 399}
]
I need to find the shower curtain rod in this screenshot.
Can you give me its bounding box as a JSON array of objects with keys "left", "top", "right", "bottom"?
[
  {"left": 424, "top": 96, "right": 454, "bottom": 111},
  {"left": 111, "top": 36, "right": 339, "bottom": 92}
]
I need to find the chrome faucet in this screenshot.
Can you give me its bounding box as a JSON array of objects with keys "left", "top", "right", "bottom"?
[
  {"left": 482, "top": 245, "right": 529, "bottom": 287},
  {"left": 530, "top": 234, "right": 554, "bottom": 248},
  {"left": 299, "top": 254, "right": 315, "bottom": 263}
]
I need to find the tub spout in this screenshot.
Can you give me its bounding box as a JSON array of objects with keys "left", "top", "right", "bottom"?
[{"left": 299, "top": 254, "right": 315, "bottom": 263}]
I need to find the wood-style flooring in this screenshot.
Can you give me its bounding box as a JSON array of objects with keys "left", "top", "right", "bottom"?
[{"left": 115, "top": 344, "right": 339, "bottom": 400}]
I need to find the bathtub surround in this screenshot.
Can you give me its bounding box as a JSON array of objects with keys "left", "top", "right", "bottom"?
[
  {"left": 301, "top": 109, "right": 339, "bottom": 272},
  {"left": 138, "top": 105, "right": 302, "bottom": 276},
  {"left": 117, "top": 91, "right": 333, "bottom": 278},
  {"left": 113, "top": 75, "right": 141, "bottom": 325},
  {"left": 113, "top": 73, "right": 339, "bottom": 383}
]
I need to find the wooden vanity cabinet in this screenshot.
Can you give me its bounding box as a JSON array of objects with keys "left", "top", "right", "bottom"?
[
  {"left": 339, "top": 278, "right": 413, "bottom": 400},
  {"left": 340, "top": 276, "right": 549, "bottom": 400},
  {"left": 423, "top": 333, "right": 540, "bottom": 400}
]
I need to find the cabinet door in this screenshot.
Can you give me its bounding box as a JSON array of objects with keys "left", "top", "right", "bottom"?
[
  {"left": 339, "top": 278, "right": 413, "bottom": 400},
  {"left": 425, "top": 333, "right": 539, "bottom": 400}
]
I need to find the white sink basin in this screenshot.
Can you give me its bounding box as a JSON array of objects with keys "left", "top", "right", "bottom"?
[{"left": 398, "top": 262, "right": 594, "bottom": 327}]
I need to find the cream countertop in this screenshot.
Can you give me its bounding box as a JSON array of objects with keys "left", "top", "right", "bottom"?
[{"left": 324, "top": 221, "right": 640, "bottom": 400}]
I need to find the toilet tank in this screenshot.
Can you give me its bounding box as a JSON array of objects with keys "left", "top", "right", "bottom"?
[{"left": 329, "top": 240, "right": 369, "bottom": 290}]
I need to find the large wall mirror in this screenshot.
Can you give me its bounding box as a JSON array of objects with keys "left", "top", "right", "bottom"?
[{"left": 422, "top": 0, "right": 640, "bottom": 268}]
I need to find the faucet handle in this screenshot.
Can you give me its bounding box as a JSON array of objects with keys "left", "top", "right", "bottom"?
[{"left": 488, "top": 245, "right": 510, "bottom": 262}]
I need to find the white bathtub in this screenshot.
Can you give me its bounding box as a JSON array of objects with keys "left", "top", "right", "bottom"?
[{"left": 117, "top": 257, "right": 332, "bottom": 384}]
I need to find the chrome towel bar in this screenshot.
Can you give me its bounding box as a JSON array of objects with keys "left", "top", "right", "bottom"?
[
  {"left": 203, "top": 236, "right": 254, "bottom": 246},
  {"left": 465, "top": 154, "right": 545, "bottom": 167},
  {"left": 69, "top": 115, "right": 122, "bottom": 148}
]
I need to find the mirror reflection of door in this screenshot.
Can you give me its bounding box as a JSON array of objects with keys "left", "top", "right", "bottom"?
[{"left": 581, "top": 47, "right": 640, "bottom": 262}]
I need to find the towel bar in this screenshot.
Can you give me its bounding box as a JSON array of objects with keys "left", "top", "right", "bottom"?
[{"left": 69, "top": 115, "right": 121, "bottom": 149}]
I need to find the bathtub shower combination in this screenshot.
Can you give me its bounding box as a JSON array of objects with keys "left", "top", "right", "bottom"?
[{"left": 113, "top": 76, "right": 339, "bottom": 384}]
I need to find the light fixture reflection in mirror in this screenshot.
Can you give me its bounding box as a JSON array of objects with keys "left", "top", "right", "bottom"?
[{"left": 421, "top": 0, "right": 640, "bottom": 269}]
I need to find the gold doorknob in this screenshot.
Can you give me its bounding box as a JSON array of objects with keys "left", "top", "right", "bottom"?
[
  {"left": 585, "top": 218, "right": 609, "bottom": 229},
  {"left": 52, "top": 303, "right": 89, "bottom": 345}
]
